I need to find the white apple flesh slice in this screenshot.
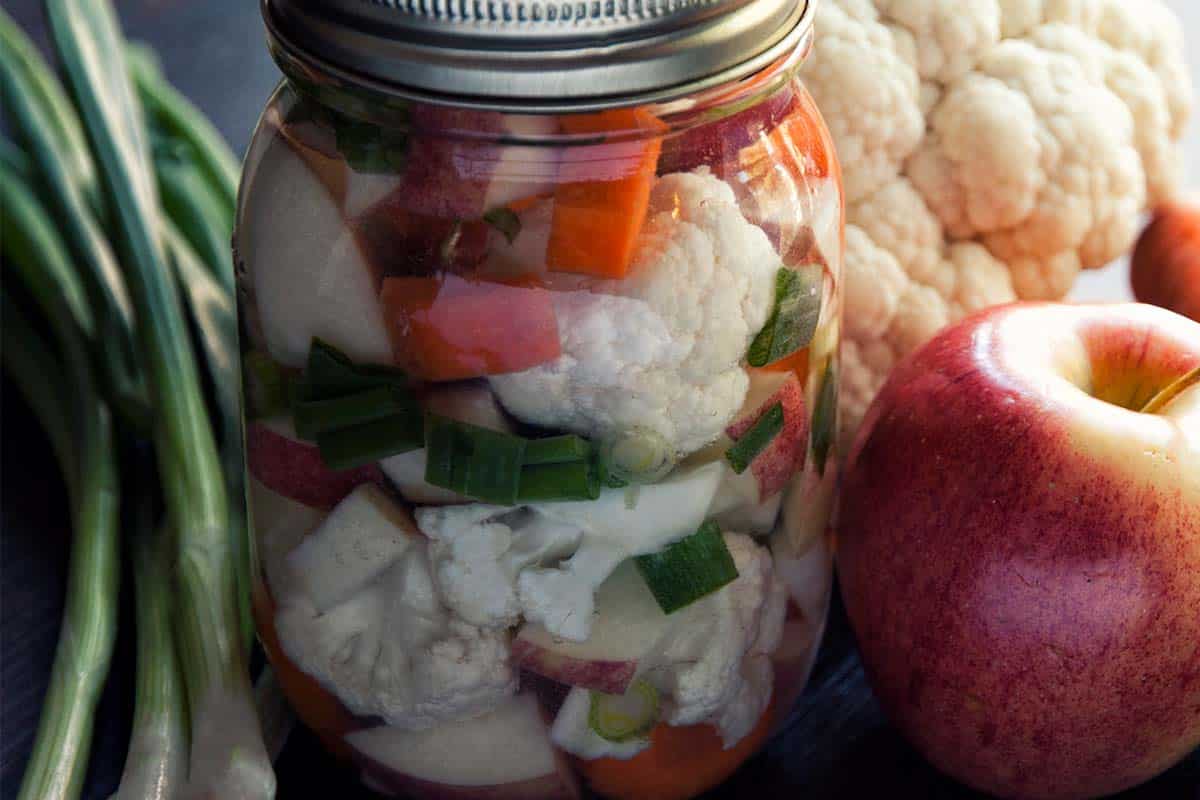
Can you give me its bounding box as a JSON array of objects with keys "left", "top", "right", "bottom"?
[
  {"left": 346, "top": 693, "right": 580, "bottom": 799},
  {"left": 514, "top": 560, "right": 669, "bottom": 694},
  {"left": 726, "top": 370, "right": 809, "bottom": 500},
  {"left": 246, "top": 416, "right": 384, "bottom": 510},
  {"left": 248, "top": 477, "right": 327, "bottom": 600},
  {"left": 286, "top": 484, "right": 418, "bottom": 613},
  {"left": 239, "top": 128, "right": 393, "bottom": 367}
]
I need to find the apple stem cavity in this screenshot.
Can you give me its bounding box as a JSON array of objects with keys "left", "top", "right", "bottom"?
[{"left": 1139, "top": 366, "right": 1200, "bottom": 415}]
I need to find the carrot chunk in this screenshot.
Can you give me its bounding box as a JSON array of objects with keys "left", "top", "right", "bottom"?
[
  {"left": 547, "top": 109, "right": 667, "bottom": 279},
  {"left": 380, "top": 274, "right": 561, "bottom": 382}
]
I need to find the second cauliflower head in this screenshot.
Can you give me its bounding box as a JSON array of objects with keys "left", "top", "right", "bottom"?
[{"left": 802, "top": 0, "right": 1192, "bottom": 447}]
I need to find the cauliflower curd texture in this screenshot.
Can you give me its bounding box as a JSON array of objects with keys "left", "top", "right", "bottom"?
[
  {"left": 490, "top": 169, "right": 779, "bottom": 458},
  {"left": 802, "top": 0, "right": 1192, "bottom": 446}
]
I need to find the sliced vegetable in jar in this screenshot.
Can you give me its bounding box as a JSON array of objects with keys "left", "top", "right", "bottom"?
[
  {"left": 316, "top": 413, "right": 424, "bottom": 471},
  {"left": 303, "top": 337, "right": 409, "bottom": 400},
  {"left": 331, "top": 110, "right": 410, "bottom": 175},
  {"left": 424, "top": 414, "right": 527, "bottom": 504},
  {"left": 635, "top": 520, "right": 738, "bottom": 614},
  {"left": 599, "top": 428, "right": 676, "bottom": 488},
  {"left": 293, "top": 386, "right": 418, "bottom": 441},
  {"left": 380, "top": 274, "right": 561, "bottom": 382},
  {"left": 725, "top": 401, "right": 784, "bottom": 475},
  {"left": 589, "top": 680, "right": 659, "bottom": 743},
  {"left": 523, "top": 434, "right": 592, "bottom": 466},
  {"left": 242, "top": 351, "right": 292, "bottom": 419},
  {"left": 811, "top": 358, "right": 838, "bottom": 475},
  {"left": 517, "top": 460, "right": 602, "bottom": 503},
  {"left": 747, "top": 266, "right": 822, "bottom": 368}
]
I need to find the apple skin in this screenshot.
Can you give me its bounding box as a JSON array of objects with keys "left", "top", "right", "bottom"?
[
  {"left": 838, "top": 303, "right": 1200, "bottom": 800},
  {"left": 246, "top": 418, "right": 384, "bottom": 510},
  {"left": 1131, "top": 201, "right": 1200, "bottom": 323}
]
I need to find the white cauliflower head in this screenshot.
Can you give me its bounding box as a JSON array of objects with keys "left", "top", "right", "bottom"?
[
  {"left": 274, "top": 538, "right": 517, "bottom": 730},
  {"left": 490, "top": 168, "right": 779, "bottom": 458},
  {"left": 801, "top": 0, "right": 1191, "bottom": 445}
]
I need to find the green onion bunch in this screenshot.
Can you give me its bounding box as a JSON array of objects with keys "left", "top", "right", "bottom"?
[{"left": 1, "top": 3, "right": 278, "bottom": 798}]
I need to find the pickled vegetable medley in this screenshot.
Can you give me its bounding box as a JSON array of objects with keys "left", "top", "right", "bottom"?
[{"left": 237, "top": 81, "right": 841, "bottom": 800}]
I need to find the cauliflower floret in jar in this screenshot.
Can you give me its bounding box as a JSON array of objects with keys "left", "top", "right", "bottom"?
[
  {"left": 416, "top": 462, "right": 724, "bottom": 642},
  {"left": 271, "top": 493, "right": 517, "bottom": 730},
  {"left": 549, "top": 532, "right": 789, "bottom": 760},
  {"left": 489, "top": 168, "right": 779, "bottom": 458}
]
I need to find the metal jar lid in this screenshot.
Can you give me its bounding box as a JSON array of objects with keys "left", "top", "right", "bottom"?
[{"left": 262, "top": 0, "right": 815, "bottom": 113}]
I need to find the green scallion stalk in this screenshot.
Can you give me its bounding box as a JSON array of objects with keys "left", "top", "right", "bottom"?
[
  {"left": 423, "top": 415, "right": 527, "bottom": 504},
  {"left": 294, "top": 386, "right": 417, "bottom": 441},
  {"left": 725, "top": 402, "right": 784, "bottom": 474},
  {"left": 303, "top": 338, "right": 408, "bottom": 400},
  {"left": 634, "top": 521, "right": 739, "bottom": 614},
  {"left": 243, "top": 351, "right": 292, "bottom": 419},
  {"left": 523, "top": 435, "right": 592, "bottom": 466},
  {"left": 2, "top": 291, "right": 120, "bottom": 800},
  {"left": 0, "top": 134, "right": 33, "bottom": 179},
  {"left": 112, "top": 484, "right": 188, "bottom": 800},
  {"left": 0, "top": 9, "right": 146, "bottom": 424},
  {"left": 517, "top": 461, "right": 602, "bottom": 503},
  {"left": 125, "top": 42, "right": 239, "bottom": 219},
  {"left": 153, "top": 139, "right": 235, "bottom": 291},
  {"left": 45, "top": 1, "right": 273, "bottom": 794},
  {"left": 598, "top": 428, "right": 676, "bottom": 487},
  {"left": 318, "top": 414, "right": 425, "bottom": 471},
  {"left": 588, "top": 680, "right": 659, "bottom": 743}
]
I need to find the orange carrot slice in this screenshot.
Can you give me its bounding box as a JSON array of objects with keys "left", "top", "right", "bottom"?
[
  {"left": 380, "top": 274, "right": 561, "bottom": 382},
  {"left": 578, "top": 703, "right": 776, "bottom": 800},
  {"left": 546, "top": 109, "right": 667, "bottom": 279}
]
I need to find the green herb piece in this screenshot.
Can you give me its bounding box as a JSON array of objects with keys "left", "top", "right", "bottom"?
[
  {"left": 242, "top": 351, "right": 290, "bottom": 419},
  {"left": 523, "top": 435, "right": 592, "bottom": 466},
  {"left": 333, "top": 114, "right": 409, "bottom": 175},
  {"left": 423, "top": 415, "right": 527, "bottom": 504},
  {"left": 589, "top": 680, "right": 659, "bottom": 743},
  {"left": 317, "top": 414, "right": 424, "bottom": 471},
  {"left": 517, "top": 461, "right": 602, "bottom": 503},
  {"left": 634, "top": 521, "right": 739, "bottom": 614},
  {"left": 747, "top": 266, "right": 823, "bottom": 368},
  {"left": 725, "top": 402, "right": 784, "bottom": 474},
  {"left": 294, "top": 386, "right": 417, "bottom": 441},
  {"left": 811, "top": 359, "right": 838, "bottom": 475},
  {"left": 483, "top": 207, "right": 522, "bottom": 244},
  {"left": 304, "top": 338, "right": 408, "bottom": 399}
]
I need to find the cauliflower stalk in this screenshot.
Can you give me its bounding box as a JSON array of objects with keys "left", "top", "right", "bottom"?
[
  {"left": 490, "top": 169, "right": 779, "bottom": 457},
  {"left": 801, "top": 0, "right": 1192, "bottom": 444}
]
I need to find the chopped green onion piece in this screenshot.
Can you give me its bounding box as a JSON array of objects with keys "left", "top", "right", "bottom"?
[
  {"left": 317, "top": 413, "right": 423, "bottom": 471},
  {"left": 588, "top": 680, "right": 659, "bottom": 743},
  {"left": 523, "top": 435, "right": 592, "bottom": 466},
  {"left": 294, "top": 386, "right": 417, "bottom": 441},
  {"left": 811, "top": 359, "right": 838, "bottom": 475},
  {"left": 332, "top": 113, "right": 409, "bottom": 175},
  {"left": 304, "top": 338, "right": 408, "bottom": 400},
  {"left": 242, "top": 351, "right": 289, "bottom": 419},
  {"left": 635, "top": 521, "right": 738, "bottom": 614},
  {"left": 517, "top": 461, "right": 602, "bottom": 503},
  {"left": 423, "top": 415, "right": 527, "bottom": 504},
  {"left": 598, "top": 428, "right": 676, "bottom": 487},
  {"left": 725, "top": 402, "right": 785, "bottom": 474},
  {"left": 747, "top": 266, "right": 823, "bottom": 368},
  {"left": 483, "top": 207, "right": 521, "bottom": 244}
]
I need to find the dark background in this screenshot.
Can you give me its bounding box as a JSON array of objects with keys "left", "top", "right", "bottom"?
[{"left": 2, "top": 2, "right": 1198, "bottom": 798}]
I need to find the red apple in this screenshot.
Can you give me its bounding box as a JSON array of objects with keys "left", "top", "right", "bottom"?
[
  {"left": 246, "top": 416, "right": 383, "bottom": 509},
  {"left": 839, "top": 302, "right": 1200, "bottom": 800},
  {"left": 657, "top": 83, "right": 797, "bottom": 176},
  {"left": 1131, "top": 201, "right": 1200, "bottom": 323},
  {"left": 346, "top": 694, "right": 581, "bottom": 800}
]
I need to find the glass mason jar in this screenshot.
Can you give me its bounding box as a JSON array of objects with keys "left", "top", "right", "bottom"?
[{"left": 237, "top": 2, "right": 841, "bottom": 797}]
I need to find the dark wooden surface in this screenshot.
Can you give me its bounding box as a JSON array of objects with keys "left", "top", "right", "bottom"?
[{"left": 2, "top": 3, "right": 1198, "bottom": 798}]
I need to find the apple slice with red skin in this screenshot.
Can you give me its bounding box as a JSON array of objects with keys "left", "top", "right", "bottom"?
[
  {"left": 658, "top": 83, "right": 797, "bottom": 176},
  {"left": 246, "top": 416, "right": 383, "bottom": 510},
  {"left": 840, "top": 302, "right": 1200, "bottom": 800},
  {"left": 513, "top": 560, "right": 669, "bottom": 695},
  {"left": 346, "top": 694, "right": 581, "bottom": 800}
]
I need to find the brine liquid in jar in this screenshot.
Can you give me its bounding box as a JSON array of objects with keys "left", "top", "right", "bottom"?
[{"left": 238, "top": 2, "right": 841, "bottom": 797}]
